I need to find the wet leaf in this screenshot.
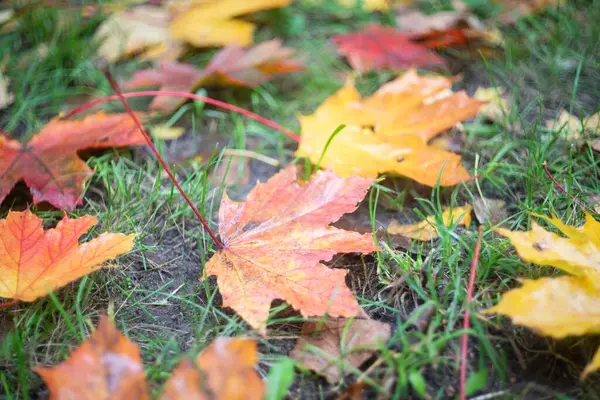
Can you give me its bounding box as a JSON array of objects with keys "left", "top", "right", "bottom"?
[
  {"left": 388, "top": 205, "right": 472, "bottom": 240},
  {"left": 331, "top": 25, "right": 444, "bottom": 72},
  {"left": 205, "top": 165, "right": 376, "bottom": 334},
  {"left": 290, "top": 318, "right": 391, "bottom": 383},
  {"left": 0, "top": 211, "right": 136, "bottom": 302},
  {"left": 36, "top": 315, "right": 148, "bottom": 400},
  {"left": 0, "top": 112, "right": 146, "bottom": 210},
  {"left": 296, "top": 69, "right": 483, "bottom": 186}
]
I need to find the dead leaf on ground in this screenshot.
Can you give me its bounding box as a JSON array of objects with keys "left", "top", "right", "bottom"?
[
  {"left": 545, "top": 110, "right": 600, "bottom": 147},
  {"left": 212, "top": 154, "right": 251, "bottom": 186},
  {"left": 0, "top": 211, "right": 136, "bottom": 303},
  {"left": 290, "top": 318, "right": 391, "bottom": 383},
  {"left": 204, "top": 165, "right": 376, "bottom": 334},
  {"left": 37, "top": 316, "right": 264, "bottom": 399},
  {"left": 0, "top": 112, "right": 146, "bottom": 210},
  {"left": 394, "top": 1, "right": 503, "bottom": 49},
  {"left": 296, "top": 69, "right": 483, "bottom": 187},
  {"left": 331, "top": 25, "right": 444, "bottom": 73},
  {"left": 162, "top": 338, "right": 264, "bottom": 400},
  {"left": 487, "top": 212, "right": 600, "bottom": 378},
  {"left": 125, "top": 40, "right": 304, "bottom": 113},
  {"left": 169, "top": 0, "right": 292, "bottom": 48},
  {"left": 388, "top": 205, "right": 472, "bottom": 240},
  {"left": 474, "top": 87, "right": 511, "bottom": 122},
  {"left": 473, "top": 197, "right": 508, "bottom": 225},
  {"left": 94, "top": 0, "right": 292, "bottom": 62},
  {"left": 36, "top": 315, "right": 148, "bottom": 400},
  {"left": 152, "top": 125, "right": 185, "bottom": 140},
  {"left": 395, "top": 1, "right": 467, "bottom": 36},
  {"left": 94, "top": 5, "right": 182, "bottom": 62},
  {"left": 495, "top": 0, "right": 566, "bottom": 24}
]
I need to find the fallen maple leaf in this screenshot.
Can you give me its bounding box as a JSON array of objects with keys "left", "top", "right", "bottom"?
[
  {"left": 395, "top": 1, "right": 467, "bottom": 36},
  {"left": 36, "top": 315, "right": 148, "bottom": 399},
  {"left": 169, "top": 0, "right": 292, "bottom": 48},
  {"left": 0, "top": 112, "right": 146, "bottom": 210},
  {"left": 37, "top": 315, "right": 264, "bottom": 399},
  {"left": 125, "top": 40, "right": 304, "bottom": 113},
  {"left": 331, "top": 25, "right": 444, "bottom": 73},
  {"left": 161, "top": 337, "right": 264, "bottom": 400},
  {"left": 290, "top": 317, "right": 391, "bottom": 383},
  {"left": 545, "top": 110, "right": 600, "bottom": 150},
  {"left": 204, "top": 165, "right": 375, "bottom": 334},
  {"left": 95, "top": 5, "right": 183, "bottom": 62},
  {"left": 296, "top": 69, "right": 483, "bottom": 186},
  {"left": 94, "top": 0, "right": 291, "bottom": 62},
  {"left": 487, "top": 212, "right": 600, "bottom": 378},
  {"left": 388, "top": 205, "right": 472, "bottom": 240},
  {"left": 495, "top": 0, "right": 566, "bottom": 24},
  {"left": 474, "top": 86, "right": 511, "bottom": 122},
  {"left": 0, "top": 211, "right": 136, "bottom": 303}
]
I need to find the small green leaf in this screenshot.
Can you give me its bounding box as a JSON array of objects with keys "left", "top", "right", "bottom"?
[
  {"left": 408, "top": 370, "right": 427, "bottom": 398},
  {"left": 465, "top": 368, "right": 488, "bottom": 396},
  {"left": 266, "top": 358, "right": 295, "bottom": 400}
]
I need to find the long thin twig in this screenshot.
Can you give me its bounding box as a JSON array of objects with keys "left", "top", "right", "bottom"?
[
  {"left": 542, "top": 161, "right": 594, "bottom": 213},
  {"left": 104, "top": 72, "right": 223, "bottom": 249},
  {"left": 460, "top": 226, "right": 484, "bottom": 400},
  {"left": 61, "top": 90, "right": 301, "bottom": 143}
]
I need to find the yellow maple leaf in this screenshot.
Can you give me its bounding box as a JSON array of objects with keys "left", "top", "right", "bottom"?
[
  {"left": 387, "top": 205, "right": 472, "bottom": 240},
  {"left": 488, "top": 212, "right": 600, "bottom": 379},
  {"left": 170, "top": 0, "right": 292, "bottom": 48},
  {"left": 296, "top": 69, "right": 483, "bottom": 187},
  {"left": 494, "top": 213, "right": 600, "bottom": 282},
  {"left": 94, "top": 0, "right": 291, "bottom": 61}
]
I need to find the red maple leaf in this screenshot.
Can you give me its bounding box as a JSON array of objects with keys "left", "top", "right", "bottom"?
[
  {"left": 331, "top": 25, "right": 445, "bottom": 72},
  {"left": 0, "top": 112, "right": 146, "bottom": 210}
]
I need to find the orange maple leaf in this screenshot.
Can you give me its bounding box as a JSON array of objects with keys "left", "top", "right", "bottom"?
[
  {"left": 36, "top": 315, "right": 148, "bottom": 400},
  {"left": 163, "top": 338, "right": 264, "bottom": 400},
  {"left": 205, "top": 165, "right": 376, "bottom": 334},
  {"left": 0, "top": 112, "right": 146, "bottom": 210},
  {"left": 125, "top": 39, "right": 304, "bottom": 113},
  {"left": 0, "top": 211, "right": 136, "bottom": 302},
  {"left": 37, "top": 315, "right": 264, "bottom": 400}
]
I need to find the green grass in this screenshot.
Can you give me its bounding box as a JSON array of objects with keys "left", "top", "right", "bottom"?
[{"left": 2, "top": 0, "right": 600, "bottom": 398}]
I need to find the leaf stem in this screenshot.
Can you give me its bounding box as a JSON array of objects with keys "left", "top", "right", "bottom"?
[
  {"left": 104, "top": 72, "right": 224, "bottom": 249},
  {"left": 61, "top": 90, "right": 301, "bottom": 143},
  {"left": 0, "top": 299, "right": 18, "bottom": 309},
  {"left": 542, "top": 161, "right": 594, "bottom": 213},
  {"left": 459, "top": 225, "right": 483, "bottom": 400}
]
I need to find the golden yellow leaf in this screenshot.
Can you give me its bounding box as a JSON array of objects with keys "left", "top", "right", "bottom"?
[
  {"left": 485, "top": 276, "right": 600, "bottom": 338},
  {"left": 152, "top": 125, "right": 185, "bottom": 140},
  {"left": 387, "top": 205, "right": 472, "bottom": 240},
  {"left": 169, "top": 0, "right": 292, "bottom": 48},
  {"left": 582, "top": 346, "right": 600, "bottom": 380},
  {"left": 296, "top": 70, "right": 483, "bottom": 187},
  {"left": 494, "top": 213, "right": 600, "bottom": 283},
  {"left": 488, "top": 212, "right": 600, "bottom": 379}
]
